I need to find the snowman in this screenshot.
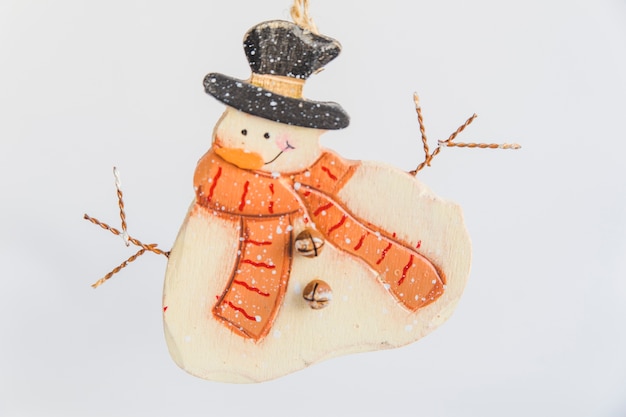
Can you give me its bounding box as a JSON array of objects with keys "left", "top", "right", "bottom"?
[{"left": 163, "top": 20, "right": 471, "bottom": 383}]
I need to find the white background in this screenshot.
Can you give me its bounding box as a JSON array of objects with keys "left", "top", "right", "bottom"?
[{"left": 1, "top": 0, "right": 625, "bottom": 416}]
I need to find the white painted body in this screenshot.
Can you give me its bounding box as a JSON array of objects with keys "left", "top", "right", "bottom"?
[{"left": 163, "top": 152, "right": 471, "bottom": 383}]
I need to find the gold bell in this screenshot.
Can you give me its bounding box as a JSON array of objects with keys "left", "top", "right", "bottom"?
[
  {"left": 302, "top": 279, "right": 332, "bottom": 309},
  {"left": 294, "top": 228, "right": 325, "bottom": 257}
]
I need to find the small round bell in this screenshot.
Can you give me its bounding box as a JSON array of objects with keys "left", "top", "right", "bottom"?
[
  {"left": 294, "top": 228, "right": 325, "bottom": 257},
  {"left": 302, "top": 279, "right": 332, "bottom": 309}
]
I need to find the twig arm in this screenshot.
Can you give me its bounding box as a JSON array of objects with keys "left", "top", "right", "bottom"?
[
  {"left": 409, "top": 93, "right": 520, "bottom": 175},
  {"left": 84, "top": 168, "right": 169, "bottom": 288}
]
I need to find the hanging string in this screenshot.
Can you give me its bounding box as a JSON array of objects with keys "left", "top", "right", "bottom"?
[
  {"left": 410, "top": 93, "right": 521, "bottom": 175},
  {"left": 291, "top": 0, "right": 319, "bottom": 34},
  {"left": 84, "top": 167, "right": 169, "bottom": 288}
]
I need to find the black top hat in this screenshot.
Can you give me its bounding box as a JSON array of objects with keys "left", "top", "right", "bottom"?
[{"left": 204, "top": 20, "right": 349, "bottom": 130}]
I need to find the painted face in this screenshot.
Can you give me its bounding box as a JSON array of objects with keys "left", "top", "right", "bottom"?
[{"left": 213, "top": 107, "right": 325, "bottom": 173}]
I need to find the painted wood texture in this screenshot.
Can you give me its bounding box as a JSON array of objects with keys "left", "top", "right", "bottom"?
[
  {"left": 163, "top": 108, "right": 471, "bottom": 383},
  {"left": 204, "top": 20, "right": 349, "bottom": 130},
  {"left": 162, "top": 20, "right": 470, "bottom": 383}
]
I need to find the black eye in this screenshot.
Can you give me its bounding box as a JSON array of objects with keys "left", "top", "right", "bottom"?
[
  {"left": 241, "top": 129, "right": 247, "bottom": 136},
  {"left": 263, "top": 132, "right": 270, "bottom": 139}
]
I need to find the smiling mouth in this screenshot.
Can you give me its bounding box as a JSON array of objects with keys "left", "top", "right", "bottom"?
[{"left": 264, "top": 141, "right": 295, "bottom": 165}]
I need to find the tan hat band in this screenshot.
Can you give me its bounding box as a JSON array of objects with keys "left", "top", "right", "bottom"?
[{"left": 249, "top": 73, "right": 305, "bottom": 99}]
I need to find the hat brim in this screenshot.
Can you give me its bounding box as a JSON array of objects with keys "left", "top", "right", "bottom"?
[{"left": 204, "top": 73, "right": 349, "bottom": 130}]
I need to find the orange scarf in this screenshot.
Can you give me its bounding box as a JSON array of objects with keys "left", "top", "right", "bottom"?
[{"left": 193, "top": 149, "right": 445, "bottom": 341}]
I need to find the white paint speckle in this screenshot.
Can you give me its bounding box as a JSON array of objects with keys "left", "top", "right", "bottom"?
[
  {"left": 294, "top": 182, "right": 301, "bottom": 190},
  {"left": 273, "top": 330, "right": 282, "bottom": 339},
  {"left": 184, "top": 335, "right": 191, "bottom": 343},
  {"left": 255, "top": 315, "right": 262, "bottom": 322},
  {"left": 405, "top": 325, "right": 413, "bottom": 332}
]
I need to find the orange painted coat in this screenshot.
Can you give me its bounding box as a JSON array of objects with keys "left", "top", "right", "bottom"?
[{"left": 193, "top": 149, "right": 445, "bottom": 341}]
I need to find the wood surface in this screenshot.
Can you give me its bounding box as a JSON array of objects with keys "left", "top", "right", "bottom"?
[{"left": 162, "top": 108, "right": 471, "bottom": 383}]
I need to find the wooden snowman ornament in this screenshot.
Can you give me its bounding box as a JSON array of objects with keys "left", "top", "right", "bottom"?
[
  {"left": 86, "top": 10, "right": 520, "bottom": 383},
  {"left": 162, "top": 20, "right": 471, "bottom": 383}
]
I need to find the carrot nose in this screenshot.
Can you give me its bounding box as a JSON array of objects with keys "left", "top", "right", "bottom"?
[{"left": 215, "top": 147, "right": 264, "bottom": 170}]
